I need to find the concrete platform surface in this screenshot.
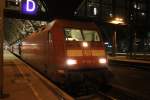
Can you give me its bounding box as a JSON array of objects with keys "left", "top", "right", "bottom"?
[{"left": 0, "top": 50, "right": 73, "bottom": 100}]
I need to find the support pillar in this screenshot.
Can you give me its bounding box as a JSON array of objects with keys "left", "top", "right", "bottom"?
[
  {"left": 0, "top": 0, "right": 6, "bottom": 98},
  {"left": 112, "top": 30, "right": 117, "bottom": 56}
]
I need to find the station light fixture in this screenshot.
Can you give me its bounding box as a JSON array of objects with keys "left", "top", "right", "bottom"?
[
  {"left": 93, "top": 7, "right": 97, "bottom": 15},
  {"left": 109, "top": 17, "right": 125, "bottom": 25}
]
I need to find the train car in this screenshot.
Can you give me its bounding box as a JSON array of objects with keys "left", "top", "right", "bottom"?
[{"left": 19, "top": 19, "right": 113, "bottom": 87}]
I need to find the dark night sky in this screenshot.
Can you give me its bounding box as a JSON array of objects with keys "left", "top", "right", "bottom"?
[{"left": 43, "top": 0, "right": 83, "bottom": 17}]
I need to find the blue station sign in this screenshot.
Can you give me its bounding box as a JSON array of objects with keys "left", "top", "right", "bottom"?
[{"left": 21, "top": 0, "right": 38, "bottom": 15}]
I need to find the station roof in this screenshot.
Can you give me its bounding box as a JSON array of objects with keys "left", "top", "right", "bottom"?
[
  {"left": 5, "top": 0, "right": 83, "bottom": 20},
  {"left": 4, "top": 0, "right": 83, "bottom": 44}
]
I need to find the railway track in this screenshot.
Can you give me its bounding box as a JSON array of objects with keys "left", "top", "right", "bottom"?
[
  {"left": 69, "top": 83, "right": 148, "bottom": 100},
  {"left": 76, "top": 91, "right": 117, "bottom": 100},
  {"left": 74, "top": 88, "right": 139, "bottom": 100}
]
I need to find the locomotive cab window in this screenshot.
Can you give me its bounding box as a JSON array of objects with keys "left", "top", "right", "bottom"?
[
  {"left": 64, "top": 28, "right": 83, "bottom": 41},
  {"left": 64, "top": 28, "right": 100, "bottom": 42},
  {"left": 82, "top": 30, "right": 100, "bottom": 41}
]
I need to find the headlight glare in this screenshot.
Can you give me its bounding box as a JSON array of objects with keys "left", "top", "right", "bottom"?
[
  {"left": 66, "top": 59, "right": 77, "bottom": 65},
  {"left": 99, "top": 58, "right": 107, "bottom": 64}
]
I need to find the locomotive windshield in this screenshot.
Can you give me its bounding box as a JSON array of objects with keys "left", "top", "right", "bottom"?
[
  {"left": 64, "top": 28, "right": 100, "bottom": 41},
  {"left": 65, "top": 28, "right": 83, "bottom": 41}
]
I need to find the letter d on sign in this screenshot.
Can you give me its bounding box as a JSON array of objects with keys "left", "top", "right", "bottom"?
[
  {"left": 26, "top": 0, "right": 35, "bottom": 12},
  {"left": 21, "top": 0, "right": 37, "bottom": 15}
]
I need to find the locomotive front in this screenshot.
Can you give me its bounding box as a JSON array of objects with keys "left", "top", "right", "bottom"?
[
  {"left": 64, "top": 28, "right": 107, "bottom": 69},
  {"left": 55, "top": 21, "right": 113, "bottom": 86}
]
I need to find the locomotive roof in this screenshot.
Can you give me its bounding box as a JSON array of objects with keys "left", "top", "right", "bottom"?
[{"left": 46, "top": 19, "right": 99, "bottom": 30}]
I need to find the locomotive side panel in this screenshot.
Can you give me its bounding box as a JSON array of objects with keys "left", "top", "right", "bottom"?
[
  {"left": 21, "top": 31, "right": 51, "bottom": 74},
  {"left": 45, "top": 22, "right": 67, "bottom": 82}
]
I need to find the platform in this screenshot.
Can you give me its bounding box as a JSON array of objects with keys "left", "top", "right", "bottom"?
[
  {"left": 108, "top": 55, "right": 150, "bottom": 64},
  {"left": 0, "top": 50, "right": 73, "bottom": 100},
  {"left": 108, "top": 55, "right": 150, "bottom": 70}
]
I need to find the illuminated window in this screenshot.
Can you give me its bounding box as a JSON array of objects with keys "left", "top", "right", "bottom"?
[
  {"left": 64, "top": 28, "right": 83, "bottom": 41},
  {"left": 82, "top": 30, "right": 100, "bottom": 41},
  {"left": 64, "top": 28, "right": 100, "bottom": 42},
  {"left": 134, "top": 4, "right": 137, "bottom": 9},
  {"left": 93, "top": 7, "right": 97, "bottom": 15},
  {"left": 141, "top": 12, "right": 145, "bottom": 16}
]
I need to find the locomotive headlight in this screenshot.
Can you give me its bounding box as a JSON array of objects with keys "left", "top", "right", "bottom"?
[
  {"left": 82, "top": 42, "right": 88, "bottom": 47},
  {"left": 99, "top": 58, "right": 107, "bottom": 64},
  {"left": 66, "top": 59, "right": 77, "bottom": 65}
]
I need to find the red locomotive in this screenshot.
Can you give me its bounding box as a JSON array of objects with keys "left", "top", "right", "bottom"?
[{"left": 11, "top": 19, "right": 112, "bottom": 87}]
